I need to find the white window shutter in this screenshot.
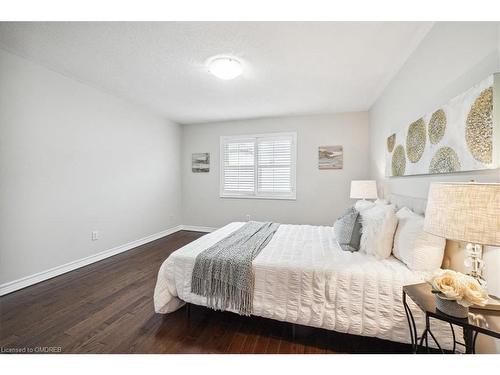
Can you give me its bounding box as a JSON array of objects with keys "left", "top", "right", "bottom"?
[
  {"left": 222, "top": 140, "right": 255, "bottom": 194},
  {"left": 257, "top": 137, "right": 293, "bottom": 194},
  {"left": 220, "top": 133, "right": 296, "bottom": 199}
]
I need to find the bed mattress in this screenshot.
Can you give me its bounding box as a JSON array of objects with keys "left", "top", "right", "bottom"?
[{"left": 154, "top": 222, "right": 455, "bottom": 349}]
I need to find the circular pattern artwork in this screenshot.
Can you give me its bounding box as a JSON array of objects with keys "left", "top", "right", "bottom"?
[
  {"left": 429, "top": 147, "right": 461, "bottom": 174},
  {"left": 387, "top": 133, "right": 396, "bottom": 152},
  {"left": 466, "top": 87, "right": 493, "bottom": 163},
  {"left": 428, "top": 109, "right": 446, "bottom": 144},
  {"left": 406, "top": 118, "right": 426, "bottom": 163},
  {"left": 392, "top": 145, "right": 406, "bottom": 176}
]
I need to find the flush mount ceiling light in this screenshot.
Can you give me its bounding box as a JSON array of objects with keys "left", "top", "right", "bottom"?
[{"left": 207, "top": 57, "right": 243, "bottom": 80}]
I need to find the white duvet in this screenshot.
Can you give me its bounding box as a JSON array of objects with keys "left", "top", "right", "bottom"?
[{"left": 154, "top": 222, "right": 454, "bottom": 349}]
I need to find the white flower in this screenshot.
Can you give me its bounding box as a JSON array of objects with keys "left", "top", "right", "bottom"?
[
  {"left": 428, "top": 270, "right": 489, "bottom": 307},
  {"left": 458, "top": 275, "right": 489, "bottom": 307},
  {"left": 430, "top": 270, "right": 464, "bottom": 300}
]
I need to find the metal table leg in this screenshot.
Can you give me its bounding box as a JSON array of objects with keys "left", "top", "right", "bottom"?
[
  {"left": 463, "top": 327, "right": 475, "bottom": 354},
  {"left": 403, "top": 291, "right": 419, "bottom": 353},
  {"left": 418, "top": 327, "right": 428, "bottom": 353},
  {"left": 449, "top": 323, "right": 456, "bottom": 353},
  {"left": 427, "top": 326, "right": 444, "bottom": 353},
  {"left": 472, "top": 331, "right": 479, "bottom": 354},
  {"left": 425, "top": 315, "right": 429, "bottom": 353}
]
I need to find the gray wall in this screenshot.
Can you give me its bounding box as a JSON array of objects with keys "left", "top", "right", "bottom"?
[
  {"left": 0, "top": 49, "right": 182, "bottom": 285},
  {"left": 370, "top": 22, "right": 500, "bottom": 195},
  {"left": 369, "top": 22, "right": 500, "bottom": 352},
  {"left": 181, "top": 113, "right": 370, "bottom": 227}
]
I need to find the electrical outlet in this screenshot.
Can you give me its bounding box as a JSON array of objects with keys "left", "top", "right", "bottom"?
[
  {"left": 91, "top": 231, "right": 99, "bottom": 241},
  {"left": 246, "top": 214, "right": 251, "bottom": 222}
]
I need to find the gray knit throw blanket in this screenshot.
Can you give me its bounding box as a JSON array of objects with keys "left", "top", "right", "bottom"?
[{"left": 191, "top": 221, "right": 280, "bottom": 316}]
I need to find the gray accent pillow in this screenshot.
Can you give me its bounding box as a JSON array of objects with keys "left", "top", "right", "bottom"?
[{"left": 333, "top": 207, "right": 362, "bottom": 252}]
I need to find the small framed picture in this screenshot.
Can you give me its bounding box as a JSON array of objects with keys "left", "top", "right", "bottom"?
[
  {"left": 192, "top": 153, "right": 210, "bottom": 173},
  {"left": 318, "top": 145, "right": 343, "bottom": 169}
]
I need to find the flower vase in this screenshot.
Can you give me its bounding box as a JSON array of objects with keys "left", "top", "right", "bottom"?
[{"left": 435, "top": 294, "right": 469, "bottom": 318}]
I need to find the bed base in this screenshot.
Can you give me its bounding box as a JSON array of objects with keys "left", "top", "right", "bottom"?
[
  {"left": 185, "top": 302, "right": 298, "bottom": 339},
  {"left": 181, "top": 302, "right": 438, "bottom": 353}
]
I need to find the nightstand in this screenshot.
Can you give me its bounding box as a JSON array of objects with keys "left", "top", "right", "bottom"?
[{"left": 403, "top": 283, "right": 500, "bottom": 354}]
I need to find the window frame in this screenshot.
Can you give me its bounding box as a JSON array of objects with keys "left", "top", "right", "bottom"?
[{"left": 219, "top": 132, "right": 297, "bottom": 200}]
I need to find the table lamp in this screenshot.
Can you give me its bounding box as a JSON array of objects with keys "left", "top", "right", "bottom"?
[
  {"left": 350, "top": 180, "right": 378, "bottom": 201},
  {"left": 424, "top": 182, "right": 500, "bottom": 290}
]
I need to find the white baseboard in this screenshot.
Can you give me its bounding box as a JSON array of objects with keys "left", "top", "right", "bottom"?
[
  {"left": 180, "top": 225, "right": 217, "bottom": 233},
  {"left": 0, "top": 224, "right": 220, "bottom": 296},
  {"left": 0, "top": 225, "right": 184, "bottom": 296}
]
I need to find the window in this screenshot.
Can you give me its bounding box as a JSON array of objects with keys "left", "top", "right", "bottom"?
[{"left": 220, "top": 132, "right": 297, "bottom": 199}]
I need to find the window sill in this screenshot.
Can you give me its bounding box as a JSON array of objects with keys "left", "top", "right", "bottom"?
[{"left": 219, "top": 194, "right": 296, "bottom": 201}]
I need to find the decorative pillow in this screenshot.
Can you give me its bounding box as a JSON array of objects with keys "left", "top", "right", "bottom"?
[
  {"left": 333, "top": 207, "right": 362, "bottom": 252},
  {"left": 360, "top": 204, "right": 398, "bottom": 259},
  {"left": 393, "top": 207, "right": 445, "bottom": 271}
]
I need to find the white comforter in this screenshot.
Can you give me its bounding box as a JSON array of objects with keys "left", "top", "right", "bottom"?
[{"left": 154, "top": 222, "right": 454, "bottom": 349}]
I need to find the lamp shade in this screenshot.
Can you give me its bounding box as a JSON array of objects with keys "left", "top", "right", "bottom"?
[
  {"left": 424, "top": 182, "right": 500, "bottom": 246},
  {"left": 350, "top": 180, "right": 378, "bottom": 200}
]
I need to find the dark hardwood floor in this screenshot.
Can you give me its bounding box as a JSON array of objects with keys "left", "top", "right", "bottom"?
[{"left": 0, "top": 230, "right": 411, "bottom": 354}]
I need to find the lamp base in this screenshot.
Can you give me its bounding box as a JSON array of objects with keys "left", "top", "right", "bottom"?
[{"left": 464, "top": 243, "right": 486, "bottom": 287}]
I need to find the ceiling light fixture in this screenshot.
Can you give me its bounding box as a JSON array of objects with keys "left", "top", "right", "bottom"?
[{"left": 207, "top": 57, "right": 243, "bottom": 80}]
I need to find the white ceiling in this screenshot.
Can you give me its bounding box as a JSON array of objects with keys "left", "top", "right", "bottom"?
[{"left": 0, "top": 22, "right": 433, "bottom": 124}]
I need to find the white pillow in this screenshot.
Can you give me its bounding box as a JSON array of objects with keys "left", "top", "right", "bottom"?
[
  {"left": 360, "top": 204, "right": 398, "bottom": 259},
  {"left": 393, "top": 207, "right": 445, "bottom": 271},
  {"left": 354, "top": 200, "right": 375, "bottom": 212}
]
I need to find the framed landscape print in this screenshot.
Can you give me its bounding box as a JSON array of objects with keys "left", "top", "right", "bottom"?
[
  {"left": 386, "top": 74, "right": 500, "bottom": 177},
  {"left": 319, "top": 145, "right": 343, "bottom": 169}
]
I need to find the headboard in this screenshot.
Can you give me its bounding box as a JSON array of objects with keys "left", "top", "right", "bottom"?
[
  {"left": 388, "top": 193, "right": 427, "bottom": 215},
  {"left": 388, "top": 193, "right": 464, "bottom": 271}
]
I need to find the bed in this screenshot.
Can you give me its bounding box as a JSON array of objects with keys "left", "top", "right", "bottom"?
[{"left": 154, "top": 195, "right": 456, "bottom": 350}]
